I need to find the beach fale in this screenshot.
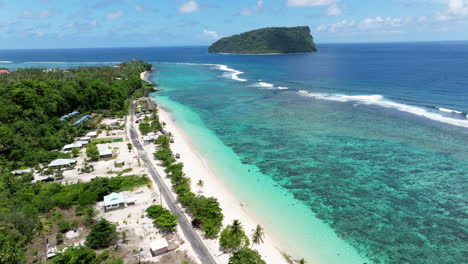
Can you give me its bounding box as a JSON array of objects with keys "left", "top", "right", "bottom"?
[{"left": 150, "top": 238, "right": 169, "bottom": 256}]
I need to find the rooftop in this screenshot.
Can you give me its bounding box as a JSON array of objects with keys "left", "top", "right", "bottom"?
[{"left": 103, "top": 192, "right": 125, "bottom": 206}]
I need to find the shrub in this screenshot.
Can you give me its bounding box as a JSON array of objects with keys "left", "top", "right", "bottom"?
[
  {"left": 146, "top": 205, "right": 178, "bottom": 232},
  {"left": 51, "top": 246, "right": 97, "bottom": 264},
  {"left": 86, "top": 144, "right": 99, "bottom": 161},
  {"left": 58, "top": 221, "right": 70, "bottom": 233},
  {"left": 85, "top": 219, "right": 116, "bottom": 249}
]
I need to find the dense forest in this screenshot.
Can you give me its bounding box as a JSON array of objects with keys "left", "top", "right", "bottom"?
[
  {"left": 0, "top": 61, "right": 151, "bottom": 263},
  {"left": 208, "top": 26, "right": 317, "bottom": 54},
  {"left": 0, "top": 61, "right": 151, "bottom": 170}
]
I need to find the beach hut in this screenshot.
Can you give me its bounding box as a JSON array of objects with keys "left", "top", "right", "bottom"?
[
  {"left": 114, "top": 159, "right": 125, "bottom": 167},
  {"left": 79, "top": 136, "right": 91, "bottom": 142},
  {"left": 63, "top": 143, "right": 75, "bottom": 151},
  {"left": 103, "top": 192, "right": 125, "bottom": 211},
  {"left": 48, "top": 159, "right": 76, "bottom": 169},
  {"left": 150, "top": 238, "right": 169, "bottom": 256},
  {"left": 86, "top": 131, "right": 98, "bottom": 137},
  {"left": 98, "top": 147, "right": 113, "bottom": 159},
  {"left": 11, "top": 168, "right": 33, "bottom": 175}
]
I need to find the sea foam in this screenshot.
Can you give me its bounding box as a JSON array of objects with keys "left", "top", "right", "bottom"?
[
  {"left": 0, "top": 61, "right": 13, "bottom": 63},
  {"left": 162, "top": 62, "right": 247, "bottom": 82},
  {"left": 298, "top": 91, "right": 468, "bottom": 128}
]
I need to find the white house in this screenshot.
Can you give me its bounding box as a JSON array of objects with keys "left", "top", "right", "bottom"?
[
  {"left": 103, "top": 192, "right": 125, "bottom": 211},
  {"left": 98, "top": 146, "right": 113, "bottom": 159},
  {"left": 86, "top": 131, "right": 98, "bottom": 137},
  {"left": 150, "top": 238, "right": 169, "bottom": 256},
  {"left": 48, "top": 159, "right": 76, "bottom": 168},
  {"left": 79, "top": 136, "right": 91, "bottom": 142},
  {"left": 11, "top": 168, "right": 33, "bottom": 175}
]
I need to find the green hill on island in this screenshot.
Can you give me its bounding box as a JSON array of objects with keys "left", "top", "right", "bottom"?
[{"left": 208, "top": 26, "right": 317, "bottom": 54}]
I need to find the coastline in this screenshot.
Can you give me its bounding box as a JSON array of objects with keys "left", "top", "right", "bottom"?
[
  {"left": 156, "top": 106, "right": 290, "bottom": 264},
  {"left": 140, "top": 70, "right": 291, "bottom": 263}
]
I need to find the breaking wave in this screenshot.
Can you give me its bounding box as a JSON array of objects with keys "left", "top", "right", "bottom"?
[{"left": 297, "top": 90, "right": 468, "bottom": 128}]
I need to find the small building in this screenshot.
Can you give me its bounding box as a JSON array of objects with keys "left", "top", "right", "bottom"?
[
  {"left": 98, "top": 146, "right": 113, "bottom": 159},
  {"left": 114, "top": 159, "right": 125, "bottom": 167},
  {"left": 63, "top": 141, "right": 87, "bottom": 151},
  {"left": 11, "top": 168, "right": 33, "bottom": 175},
  {"left": 150, "top": 238, "right": 169, "bottom": 257},
  {"left": 103, "top": 192, "right": 125, "bottom": 211},
  {"left": 0, "top": 69, "right": 10, "bottom": 74},
  {"left": 86, "top": 131, "right": 98, "bottom": 137},
  {"left": 79, "top": 136, "right": 91, "bottom": 142},
  {"left": 48, "top": 159, "right": 76, "bottom": 168}
]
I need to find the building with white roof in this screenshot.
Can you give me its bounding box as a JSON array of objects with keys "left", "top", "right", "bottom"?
[
  {"left": 98, "top": 145, "right": 113, "bottom": 159},
  {"left": 103, "top": 192, "right": 125, "bottom": 211},
  {"left": 86, "top": 131, "right": 98, "bottom": 137},
  {"left": 11, "top": 168, "right": 33, "bottom": 175},
  {"left": 150, "top": 238, "right": 169, "bottom": 256},
  {"left": 48, "top": 159, "right": 76, "bottom": 168}
]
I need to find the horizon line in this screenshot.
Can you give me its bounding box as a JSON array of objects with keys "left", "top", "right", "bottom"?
[{"left": 0, "top": 39, "right": 467, "bottom": 51}]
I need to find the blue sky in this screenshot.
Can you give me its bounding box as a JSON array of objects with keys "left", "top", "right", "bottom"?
[{"left": 0, "top": 0, "right": 467, "bottom": 49}]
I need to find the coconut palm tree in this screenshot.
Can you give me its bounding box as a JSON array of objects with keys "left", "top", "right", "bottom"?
[
  {"left": 34, "top": 216, "right": 52, "bottom": 261},
  {"left": 230, "top": 219, "right": 244, "bottom": 240},
  {"left": 196, "top": 179, "right": 204, "bottom": 194},
  {"left": 297, "top": 258, "right": 307, "bottom": 264},
  {"left": 251, "top": 224, "right": 264, "bottom": 248}
]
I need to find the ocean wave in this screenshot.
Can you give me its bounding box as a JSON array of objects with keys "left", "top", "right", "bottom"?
[
  {"left": 257, "top": 82, "right": 274, "bottom": 88},
  {"left": 216, "top": 64, "right": 247, "bottom": 82},
  {"left": 298, "top": 91, "right": 468, "bottom": 128},
  {"left": 277, "top": 86, "right": 289, "bottom": 90},
  {"left": 161, "top": 62, "right": 247, "bottom": 82},
  {"left": 0, "top": 61, "right": 13, "bottom": 63},
  {"left": 436, "top": 107, "right": 464, "bottom": 115}
]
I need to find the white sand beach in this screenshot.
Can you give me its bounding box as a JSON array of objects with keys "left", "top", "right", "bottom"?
[{"left": 154, "top": 107, "right": 290, "bottom": 264}]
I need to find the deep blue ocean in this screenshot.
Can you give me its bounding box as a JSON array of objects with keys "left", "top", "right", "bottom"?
[{"left": 1, "top": 42, "right": 467, "bottom": 264}]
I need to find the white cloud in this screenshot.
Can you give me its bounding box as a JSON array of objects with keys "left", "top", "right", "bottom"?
[
  {"left": 22, "top": 9, "right": 33, "bottom": 18},
  {"left": 22, "top": 8, "right": 55, "bottom": 19},
  {"left": 135, "top": 5, "right": 145, "bottom": 12},
  {"left": 39, "top": 9, "right": 54, "bottom": 19},
  {"left": 203, "top": 29, "right": 220, "bottom": 39},
  {"left": 448, "top": 0, "right": 468, "bottom": 15},
  {"left": 316, "top": 16, "right": 410, "bottom": 33},
  {"left": 241, "top": 0, "right": 264, "bottom": 16},
  {"left": 179, "top": 0, "right": 199, "bottom": 13},
  {"left": 287, "top": 0, "right": 338, "bottom": 7},
  {"left": 325, "top": 4, "right": 342, "bottom": 16},
  {"left": 106, "top": 10, "right": 123, "bottom": 20}
]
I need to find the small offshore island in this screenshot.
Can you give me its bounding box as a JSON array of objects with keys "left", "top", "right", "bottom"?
[{"left": 208, "top": 26, "right": 317, "bottom": 54}]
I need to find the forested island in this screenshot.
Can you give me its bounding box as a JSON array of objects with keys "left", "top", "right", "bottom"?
[{"left": 208, "top": 26, "right": 317, "bottom": 54}]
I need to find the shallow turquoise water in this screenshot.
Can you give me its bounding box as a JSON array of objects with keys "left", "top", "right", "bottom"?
[{"left": 151, "top": 63, "right": 468, "bottom": 264}]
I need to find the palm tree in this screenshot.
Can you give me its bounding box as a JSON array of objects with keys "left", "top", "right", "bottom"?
[
  {"left": 196, "top": 179, "right": 204, "bottom": 194},
  {"left": 251, "top": 224, "right": 264, "bottom": 248},
  {"left": 34, "top": 216, "right": 52, "bottom": 261},
  {"left": 230, "top": 219, "right": 244, "bottom": 240},
  {"left": 297, "top": 258, "right": 307, "bottom": 264}
]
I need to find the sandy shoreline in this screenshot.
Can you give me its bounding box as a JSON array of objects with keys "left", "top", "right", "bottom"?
[
  {"left": 156, "top": 107, "right": 290, "bottom": 264},
  {"left": 141, "top": 70, "right": 290, "bottom": 263}
]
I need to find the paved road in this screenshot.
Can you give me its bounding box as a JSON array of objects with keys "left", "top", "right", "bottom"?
[{"left": 129, "top": 100, "right": 217, "bottom": 264}]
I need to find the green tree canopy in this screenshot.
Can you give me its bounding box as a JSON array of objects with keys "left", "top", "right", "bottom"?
[
  {"left": 228, "top": 248, "right": 266, "bottom": 264},
  {"left": 85, "top": 219, "right": 116, "bottom": 249}
]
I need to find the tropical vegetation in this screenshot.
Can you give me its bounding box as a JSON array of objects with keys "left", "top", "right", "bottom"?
[
  {"left": 208, "top": 26, "right": 316, "bottom": 54},
  {"left": 146, "top": 205, "right": 178, "bottom": 232},
  {"left": 153, "top": 135, "right": 224, "bottom": 238}
]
